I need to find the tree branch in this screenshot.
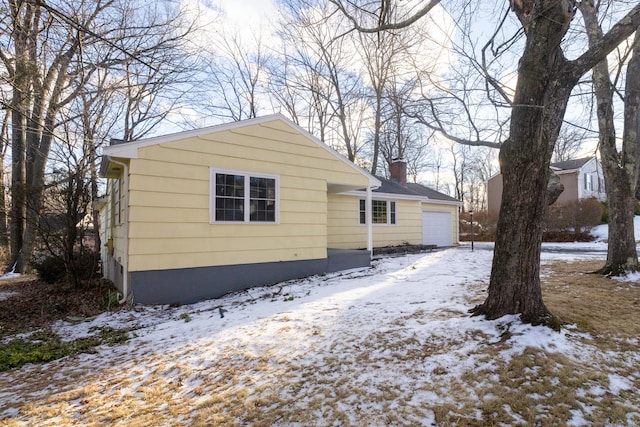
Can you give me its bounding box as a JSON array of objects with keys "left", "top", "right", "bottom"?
[
  {"left": 329, "top": 0, "right": 442, "bottom": 33},
  {"left": 570, "top": 3, "right": 640, "bottom": 78},
  {"left": 407, "top": 109, "right": 501, "bottom": 149}
]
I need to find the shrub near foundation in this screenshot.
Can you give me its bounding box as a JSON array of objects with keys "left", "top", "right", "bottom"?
[{"left": 32, "top": 251, "right": 100, "bottom": 285}]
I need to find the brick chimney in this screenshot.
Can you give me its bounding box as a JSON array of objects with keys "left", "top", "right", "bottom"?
[{"left": 389, "top": 158, "right": 407, "bottom": 186}]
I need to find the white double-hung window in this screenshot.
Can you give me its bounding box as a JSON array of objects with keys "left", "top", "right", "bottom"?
[
  {"left": 211, "top": 168, "right": 278, "bottom": 223},
  {"left": 359, "top": 199, "right": 396, "bottom": 225}
]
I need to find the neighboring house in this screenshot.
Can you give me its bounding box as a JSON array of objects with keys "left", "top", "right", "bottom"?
[
  {"left": 99, "top": 114, "right": 461, "bottom": 305},
  {"left": 487, "top": 156, "right": 606, "bottom": 218}
]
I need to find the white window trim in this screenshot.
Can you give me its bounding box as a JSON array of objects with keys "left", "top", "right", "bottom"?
[
  {"left": 359, "top": 198, "right": 397, "bottom": 226},
  {"left": 113, "top": 178, "right": 122, "bottom": 225},
  {"left": 584, "top": 173, "right": 593, "bottom": 191},
  {"left": 210, "top": 167, "right": 280, "bottom": 224}
]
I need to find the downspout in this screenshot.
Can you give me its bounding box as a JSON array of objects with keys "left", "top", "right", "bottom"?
[
  {"left": 366, "top": 186, "right": 373, "bottom": 256},
  {"left": 109, "top": 158, "right": 130, "bottom": 304}
]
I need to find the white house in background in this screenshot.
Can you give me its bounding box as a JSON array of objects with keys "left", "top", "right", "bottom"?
[{"left": 487, "top": 157, "right": 606, "bottom": 218}]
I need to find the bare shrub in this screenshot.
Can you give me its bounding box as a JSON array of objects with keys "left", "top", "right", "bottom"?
[
  {"left": 460, "top": 210, "right": 496, "bottom": 241},
  {"left": 545, "top": 198, "right": 603, "bottom": 234}
]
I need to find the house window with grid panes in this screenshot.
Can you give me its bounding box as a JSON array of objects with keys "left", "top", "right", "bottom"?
[
  {"left": 211, "top": 169, "right": 278, "bottom": 223},
  {"left": 359, "top": 199, "right": 397, "bottom": 225}
]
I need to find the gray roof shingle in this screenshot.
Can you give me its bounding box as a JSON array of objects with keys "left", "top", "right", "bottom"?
[
  {"left": 550, "top": 157, "right": 592, "bottom": 171},
  {"left": 371, "top": 176, "right": 460, "bottom": 202}
]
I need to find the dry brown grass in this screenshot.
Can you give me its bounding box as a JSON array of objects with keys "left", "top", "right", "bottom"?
[
  {"left": 543, "top": 259, "right": 640, "bottom": 343},
  {"left": 432, "top": 259, "right": 640, "bottom": 427},
  {"left": 1, "top": 258, "right": 639, "bottom": 426}
]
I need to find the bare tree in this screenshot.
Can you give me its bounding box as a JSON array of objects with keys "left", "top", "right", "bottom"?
[
  {"left": 332, "top": 0, "right": 640, "bottom": 324},
  {"left": 202, "top": 31, "right": 271, "bottom": 122},
  {"left": 270, "top": 47, "right": 337, "bottom": 143},
  {"left": 403, "top": 131, "right": 432, "bottom": 183},
  {"left": 1, "top": 0, "right": 112, "bottom": 273},
  {"left": 0, "top": 109, "right": 10, "bottom": 254},
  {"left": 377, "top": 70, "right": 430, "bottom": 179},
  {"left": 553, "top": 126, "right": 588, "bottom": 162},
  {"left": 39, "top": 122, "right": 98, "bottom": 287},
  {"left": 468, "top": 147, "right": 499, "bottom": 212},
  {"left": 450, "top": 143, "right": 468, "bottom": 206},
  {"left": 360, "top": 40, "right": 387, "bottom": 175},
  {"left": 579, "top": 0, "right": 640, "bottom": 275},
  {"left": 267, "top": 51, "right": 306, "bottom": 126},
  {"left": 358, "top": 17, "right": 403, "bottom": 175},
  {"left": 278, "top": 1, "right": 367, "bottom": 161},
  {"left": 0, "top": 0, "right": 199, "bottom": 272},
  {"left": 473, "top": 1, "right": 640, "bottom": 324}
]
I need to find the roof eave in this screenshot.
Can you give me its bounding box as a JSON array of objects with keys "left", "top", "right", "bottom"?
[
  {"left": 99, "top": 155, "right": 127, "bottom": 179},
  {"left": 343, "top": 189, "right": 462, "bottom": 205}
]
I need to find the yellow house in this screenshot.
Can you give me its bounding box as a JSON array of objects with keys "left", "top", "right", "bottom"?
[
  {"left": 329, "top": 160, "right": 461, "bottom": 250},
  {"left": 99, "top": 114, "right": 460, "bottom": 304}
]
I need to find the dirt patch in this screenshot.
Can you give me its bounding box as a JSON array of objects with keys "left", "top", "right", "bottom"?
[
  {"left": 373, "top": 244, "right": 436, "bottom": 256},
  {"left": 0, "top": 276, "right": 121, "bottom": 338}
]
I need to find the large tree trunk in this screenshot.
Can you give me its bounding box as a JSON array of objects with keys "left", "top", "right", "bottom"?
[
  {"left": 610, "top": 28, "right": 640, "bottom": 273},
  {"left": 604, "top": 174, "right": 637, "bottom": 273},
  {"left": 581, "top": 2, "right": 640, "bottom": 275},
  {"left": 472, "top": 1, "right": 578, "bottom": 324},
  {"left": 6, "top": 0, "right": 79, "bottom": 273},
  {"left": 0, "top": 113, "right": 11, "bottom": 252},
  {"left": 8, "top": 0, "right": 33, "bottom": 271},
  {"left": 9, "top": 103, "right": 26, "bottom": 272},
  {"left": 472, "top": 1, "right": 640, "bottom": 323}
]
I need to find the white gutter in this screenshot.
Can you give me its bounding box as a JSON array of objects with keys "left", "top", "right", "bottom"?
[
  {"left": 366, "top": 186, "right": 373, "bottom": 256},
  {"left": 109, "top": 158, "right": 130, "bottom": 304}
]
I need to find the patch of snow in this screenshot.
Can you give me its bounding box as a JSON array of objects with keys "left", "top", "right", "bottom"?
[
  {"left": 591, "top": 215, "right": 640, "bottom": 242},
  {"left": 586, "top": 385, "right": 607, "bottom": 397},
  {"left": 591, "top": 222, "right": 608, "bottom": 242},
  {"left": 608, "top": 374, "right": 633, "bottom": 395},
  {"left": 567, "top": 409, "right": 589, "bottom": 427},
  {"left": 611, "top": 271, "right": 640, "bottom": 284},
  {"left": 0, "top": 291, "right": 16, "bottom": 301},
  {"left": 0, "top": 272, "right": 20, "bottom": 280}
]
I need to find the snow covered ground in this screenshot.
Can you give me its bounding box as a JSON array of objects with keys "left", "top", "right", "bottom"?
[
  {"left": 2, "top": 217, "right": 640, "bottom": 424},
  {"left": 0, "top": 242, "right": 638, "bottom": 426}
]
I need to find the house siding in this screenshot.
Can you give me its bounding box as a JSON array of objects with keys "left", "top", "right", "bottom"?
[
  {"left": 487, "top": 174, "right": 503, "bottom": 219},
  {"left": 577, "top": 158, "right": 606, "bottom": 201},
  {"left": 373, "top": 199, "right": 422, "bottom": 247},
  {"left": 327, "top": 193, "right": 366, "bottom": 249},
  {"left": 487, "top": 158, "right": 606, "bottom": 216},
  {"left": 102, "top": 172, "right": 127, "bottom": 292},
  {"left": 327, "top": 193, "right": 445, "bottom": 249},
  {"left": 122, "top": 120, "right": 371, "bottom": 273},
  {"left": 554, "top": 172, "right": 579, "bottom": 206}
]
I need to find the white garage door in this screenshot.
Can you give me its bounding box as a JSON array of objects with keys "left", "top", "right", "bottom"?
[{"left": 422, "top": 211, "right": 452, "bottom": 247}]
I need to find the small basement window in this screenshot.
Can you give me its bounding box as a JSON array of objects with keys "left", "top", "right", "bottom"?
[{"left": 211, "top": 168, "right": 278, "bottom": 223}]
